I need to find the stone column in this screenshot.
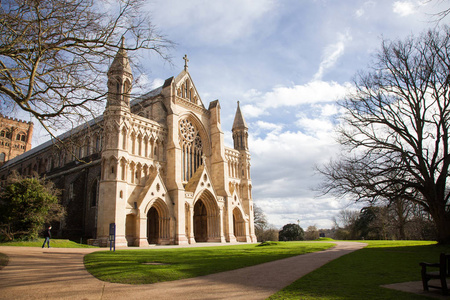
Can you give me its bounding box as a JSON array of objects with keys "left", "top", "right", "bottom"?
[
  {"left": 219, "top": 207, "right": 226, "bottom": 243},
  {"left": 136, "top": 215, "right": 149, "bottom": 247},
  {"left": 189, "top": 205, "right": 196, "bottom": 244}
]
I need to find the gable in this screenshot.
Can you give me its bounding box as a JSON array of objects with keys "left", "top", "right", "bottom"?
[
  {"left": 174, "top": 70, "right": 204, "bottom": 108},
  {"left": 185, "top": 163, "right": 218, "bottom": 200},
  {"left": 135, "top": 169, "right": 171, "bottom": 210}
]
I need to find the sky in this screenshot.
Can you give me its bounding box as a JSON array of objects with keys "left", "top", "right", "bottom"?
[{"left": 31, "top": 0, "right": 450, "bottom": 229}]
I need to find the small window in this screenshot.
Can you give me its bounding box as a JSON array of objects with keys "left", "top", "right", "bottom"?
[{"left": 0, "top": 152, "right": 5, "bottom": 162}]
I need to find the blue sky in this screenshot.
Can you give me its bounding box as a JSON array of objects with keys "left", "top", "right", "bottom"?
[{"left": 31, "top": 0, "right": 449, "bottom": 229}]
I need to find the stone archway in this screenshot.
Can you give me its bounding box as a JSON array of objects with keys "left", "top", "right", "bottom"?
[
  {"left": 147, "top": 207, "right": 159, "bottom": 244},
  {"left": 192, "top": 190, "right": 221, "bottom": 243},
  {"left": 144, "top": 198, "right": 171, "bottom": 245},
  {"left": 194, "top": 200, "right": 207, "bottom": 242},
  {"left": 233, "top": 207, "right": 246, "bottom": 242}
]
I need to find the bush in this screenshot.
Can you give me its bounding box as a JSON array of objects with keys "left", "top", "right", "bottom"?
[
  {"left": 279, "top": 223, "right": 304, "bottom": 241},
  {"left": 0, "top": 172, "right": 64, "bottom": 241}
]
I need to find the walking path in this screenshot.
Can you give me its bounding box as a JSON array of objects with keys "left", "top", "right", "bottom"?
[{"left": 0, "top": 242, "right": 366, "bottom": 300}]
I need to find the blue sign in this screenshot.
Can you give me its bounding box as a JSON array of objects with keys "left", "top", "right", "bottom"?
[{"left": 109, "top": 223, "right": 116, "bottom": 252}]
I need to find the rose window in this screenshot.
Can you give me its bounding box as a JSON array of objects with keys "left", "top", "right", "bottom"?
[{"left": 179, "top": 119, "right": 203, "bottom": 182}]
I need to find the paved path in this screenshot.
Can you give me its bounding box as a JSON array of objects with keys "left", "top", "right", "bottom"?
[{"left": 0, "top": 242, "right": 366, "bottom": 300}]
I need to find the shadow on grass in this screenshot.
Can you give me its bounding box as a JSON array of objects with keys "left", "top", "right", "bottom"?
[
  {"left": 83, "top": 242, "right": 335, "bottom": 284},
  {"left": 269, "top": 241, "right": 450, "bottom": 300}
]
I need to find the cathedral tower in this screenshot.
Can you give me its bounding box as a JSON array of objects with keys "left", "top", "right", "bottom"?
[
  {"left": 107, "top": 37, "right": 133, "bottom": 109},
  {"left": 232, "top": 101, "right": 248, "bottom": 151},
  {"left": 97, "top": 38, "right": 134, "bottom": 247},
  {"left": 232, "top": 101, "right": 256, "bottom": 241}
]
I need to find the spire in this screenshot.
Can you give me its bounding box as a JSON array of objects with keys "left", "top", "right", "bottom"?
[
  {"left": 232, "top": 101, "right": 248, "bottom": 130},
  {"left": 108, "top": 37, "right": 132, "bottom": 76},
  {"left": 106, "top": 37, "right": 133, "bottom": 108},
  {"left": 232, "top": 101, "right": 249, "bottom": 151}
]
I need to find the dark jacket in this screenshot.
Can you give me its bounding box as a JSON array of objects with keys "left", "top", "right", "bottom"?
[{"left": 44, "top": 228, "right": 51, "bottom": 238}]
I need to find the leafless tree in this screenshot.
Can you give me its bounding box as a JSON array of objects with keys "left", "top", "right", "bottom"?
[
  {"left": 305, "top": 225, "right": 320, "bottom": 240},
  {"left": 0, "top": 0, "right": 171, "bottom": 138},
  {"left": 319, "top": 27, "right": 450, "bottom": 244},
  {"left": 253, "top": 204, "right": 279, "bottom": 242},
  {"left": 426, "top": 0, "right": 450, "bottom": 21}
]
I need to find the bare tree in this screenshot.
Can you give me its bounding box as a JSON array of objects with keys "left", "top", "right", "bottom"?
[
  {"left": 331, "top": 209, "right": 359, "bottom": 240},
  {"left": 426, "top": 0, "right": 450, "bottom": 21},
  {"left": 320, "top": 27, "right": 450, "bottom": 244},
  {"left": 0, "top": 0, "right": 171, "bottom": 137},
  {"left": 305, "top": 225, "right": 320, "bottom": 240},
  {"left": 253, "top": 204, "right": 279, "bottom": 242}
]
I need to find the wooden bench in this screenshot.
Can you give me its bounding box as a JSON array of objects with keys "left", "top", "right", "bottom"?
[{"left": 420, "top": 253, "right": 450, "bottom": 295}]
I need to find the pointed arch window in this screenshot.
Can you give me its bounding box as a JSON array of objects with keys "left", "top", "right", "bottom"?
[{"left": 179, "top": 118, "right": 203, "bottom": 182}]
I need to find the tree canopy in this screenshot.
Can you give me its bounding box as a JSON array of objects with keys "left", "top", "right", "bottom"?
[
  {"left": 0, "top": 172, "right": 64, "bottom": 241},
  {"left": 0, "top": 0, "right": 171, "bottom": 136},
  {"left": 319, "top": 26, "right": 450, "bottom": 244},
  {"left": 279, "top": 223, "right": 304, "bottom": 241}
]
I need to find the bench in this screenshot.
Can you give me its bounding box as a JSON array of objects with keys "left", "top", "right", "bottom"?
[{"left": 420, "top": 253, "right": 450, "bottom": 295}]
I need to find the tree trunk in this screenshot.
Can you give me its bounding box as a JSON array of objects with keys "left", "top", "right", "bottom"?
[
  {"left": 430, "top": 201, "right": 450, "bottom": 244},
  {"left": 434, "top": 216, "right": 450, "bottom": 244}
]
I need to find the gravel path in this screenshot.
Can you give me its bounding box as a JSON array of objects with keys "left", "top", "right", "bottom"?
[{"left": 0, "top": 242, "right": 366, "bottom": 300}]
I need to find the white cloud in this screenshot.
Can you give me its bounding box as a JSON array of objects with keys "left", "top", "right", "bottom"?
[
  {"left": 249, "top": 121, "right": 341, "bottom": 227},
  {"left": 242, "top": 80, "right": 352, "bottom": 118},
  {"left": 148, "top": 0, "right": 276, "bottom": 45},
  {"left": 355, "top": 1, "right": 376, "bottom": 18},
  {"left": 355, "top": 8, "right": 365, "bottom": 18},
  {"left": 296, "top": 117, "right": 334, "bottom": 136},
  {"left": 318, "top": 103, "right": 340, "bottom": 117},
  {"left": 393, "top": 1, "right": 417, "bottom": 16},
  {"left": 254, "top": 121, "right": 283, "bottom": 134},
  {"left": 133, "top": 75, "right": 165, "bottom": 95},
  {"left": 313, "top": 31, "right": 352, "bottom": 81},
  {"left": 255, "top": 196, "right": 354, "bottom": 229}
]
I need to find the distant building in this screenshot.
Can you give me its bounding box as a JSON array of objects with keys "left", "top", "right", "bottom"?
[
  {"left": 0, "top": 114, "right": 33, "bottom": 166},
  {"left": 0, "top": 45, "right": 256, "bottom": 247}
]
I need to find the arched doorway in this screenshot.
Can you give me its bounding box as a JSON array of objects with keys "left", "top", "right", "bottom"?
[
  {"left": 147, "top": 207, "right": 159, "bottom": 244},
  {"left": 233, "top": 207, "right": 246, "bottom": 242},
  {"left": 194, "top": 200, "right": 207, "bottom": 242}
]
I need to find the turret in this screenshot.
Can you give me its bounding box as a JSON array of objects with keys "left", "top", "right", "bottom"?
[
  {"left": 232, "top": 101, "right": 248, "bottom": 151},
  {"left": 107, "top": 37, "right": 133, "bottom": 108}
]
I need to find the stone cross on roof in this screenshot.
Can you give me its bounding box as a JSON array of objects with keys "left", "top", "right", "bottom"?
[{"left": 183, "top": 54, "right": 189, "bottom": 71}]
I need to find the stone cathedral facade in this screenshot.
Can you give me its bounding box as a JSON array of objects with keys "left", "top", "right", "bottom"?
[{"left": 0, "top": 46, "right": 257, "bottom": 247}]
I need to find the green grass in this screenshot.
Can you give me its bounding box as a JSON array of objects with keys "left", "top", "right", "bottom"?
[
  {"left": 0, "top": 239, "right": 97, "bottom": 248},
  {"left": 84, "top": 241, "right": 335, "bottom": 284},
  {"left": 269, "top": 240, "right": 450, "bottom": 300}
]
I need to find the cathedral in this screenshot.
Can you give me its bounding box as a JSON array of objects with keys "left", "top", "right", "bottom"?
[{"left": 0, "top": 44, "right": 256, "bottom": 247}]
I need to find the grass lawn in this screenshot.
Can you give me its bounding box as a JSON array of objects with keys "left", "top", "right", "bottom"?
[
  {"left": 0, "top": 239, "right": 97, "bottom": 248},
  {"left": 84, "top": 241, "right": 335, "bottom": 284},
  {"left": 269, "top": 240, "right": 450, "bottom": 300}
]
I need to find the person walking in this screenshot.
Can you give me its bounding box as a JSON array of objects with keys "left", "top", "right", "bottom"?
[{"left": 42, "top": 225, "right": 52, "bottom": 248}]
